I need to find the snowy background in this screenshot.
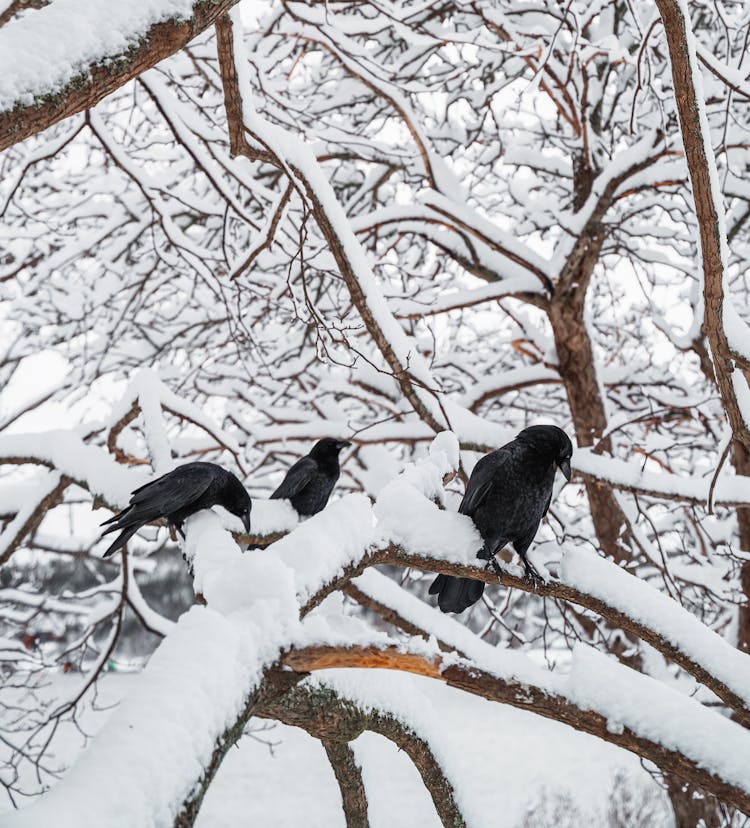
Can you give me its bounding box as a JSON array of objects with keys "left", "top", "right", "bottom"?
[{"left": 3, "top": 0, "right": 750, "bottom": 825}]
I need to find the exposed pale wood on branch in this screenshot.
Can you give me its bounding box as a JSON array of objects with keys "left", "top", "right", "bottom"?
[{"left": 281, "top": 644, "right": 750, "bottom": 816}]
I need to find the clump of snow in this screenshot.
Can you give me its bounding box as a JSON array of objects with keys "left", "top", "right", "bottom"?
[
  {"left": 394, "top": 460, "right": 448, "bottom": 506},
  {"left": 271, "top": 494, "right": 377, "bottom": 604},
  {"left": 427, "top": 430, "right": 460, "bottom": 475},
  {"left": 238, "top": 498, "right": 298, "bottom": 537},
  {"left": 375, "top": 477, "right": 480, "bottom": 563},
  {"left": 183, "top": 510, "right": 241, "bottom": 591},
  {"left": 183, "top": 510, "right": 300, "bottom": 622}
]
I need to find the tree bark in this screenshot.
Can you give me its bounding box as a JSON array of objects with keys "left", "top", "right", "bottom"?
[
  {"left": 281, "top": 645, "right": 750, "bottom": 817},
  {"left": 0, "top": 0, "right": 242, "bottom": 153},
  {"left": 321, "top": 740, "right": 370, "bottom": 828},
  {"left": 259, "top": 683, "right": 466, "bottom": 828}
]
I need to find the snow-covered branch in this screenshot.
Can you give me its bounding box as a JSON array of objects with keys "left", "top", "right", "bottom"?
[{"left": 0, "top": 0, "right": 242, "bottom": 152}]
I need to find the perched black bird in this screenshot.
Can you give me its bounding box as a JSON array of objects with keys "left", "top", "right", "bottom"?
[
  {"left": 429, "top": 425, "right": 572, "bottom": 614},
  {"left": 271, "top": 438, "right": 351, "bottom": 516},
  {"left": 100, "top": 461, "right": 252, "bottom": 558}
]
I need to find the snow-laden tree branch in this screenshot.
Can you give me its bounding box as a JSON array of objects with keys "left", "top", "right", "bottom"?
[
  {"left": 6, "top": 433, "right": 750, "bottom": 825},
  {"left": 257, "top": 682, "right": 466, "bottom": 828},
  {"left": 0, "top": 0, "right": 242, "bottom": 152}
]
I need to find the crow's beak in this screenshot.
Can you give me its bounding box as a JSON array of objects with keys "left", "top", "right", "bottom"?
[
  {"left": 242, "top": 510, "right": 252, "bottom": 534},
  {"left": 337, "top": 440, "right": 352, "bottom": 451},
  {"left": 559, "top": 458, "right": 572, "bottom": 482}
]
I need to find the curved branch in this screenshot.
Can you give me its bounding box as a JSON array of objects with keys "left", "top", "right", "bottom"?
[
  {"left": 320, "top": 740, "right": 370, "bottom": 828},
  {"left": 281, "top": 645, "right": 750, "bottom": 816},
  {"left": 375, "top": 545, "right": 750, "bottom": 729},
  {"left": 0, "top": 473, "right": 71, "bottom": 566},
  {"left": 258, "top": 683, "right": 466, "bottom": 828}
]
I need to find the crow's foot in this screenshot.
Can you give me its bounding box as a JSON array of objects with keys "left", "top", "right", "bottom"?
[
  {"left": 483, "top": 555, "right": 503, "bottom": 581},
  {"left": 522, "top": 559, "right": 544, "bottom": 591}
]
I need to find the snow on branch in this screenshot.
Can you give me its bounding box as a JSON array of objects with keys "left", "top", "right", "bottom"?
[
  {"left": 0, "top": 430, "right": 147, "bottom": 510},
  {"left": 0, "top": 470, "right": 69, "bottom": 565},
  {"left": 216, "top": 11, "right": 450, "bottom": 435},
  {"left": 282, "top": 641, "right": 750, "bottom": 816},
  {"left": 573, "top": 446, "right": 750, "bottom": 507},
  {"left": 4, "top": 606, "right": 287, "bottom": 828},
  {"left": 8, "top": 431, "right": 750, "bottom": 823},
  {"left": 0, "top": 0, "right": 242, "bottom": 152},
  {"left": 257, "top": 678, "right": 467, "bottom": 828}
]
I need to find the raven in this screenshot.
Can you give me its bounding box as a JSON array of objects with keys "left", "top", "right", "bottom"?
[
  {"left": 429, "top": 425, "right": 572, "bottom": 614},
  {"left": 271, "top": 438, "right": 351, "bottom": 516},
  {"left": 100, "top": 461, "right": 252, "bottom": 558}
]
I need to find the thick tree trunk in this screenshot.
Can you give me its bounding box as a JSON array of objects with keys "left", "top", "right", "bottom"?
[
  {"left": 549, "top": 221, "right": 630, "bottom": 564},
  {"left": 666, "top": 776, "right": 722, "bottom": 828}
]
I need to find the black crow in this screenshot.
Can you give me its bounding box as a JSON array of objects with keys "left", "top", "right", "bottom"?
[
  {"left": 429, "top": 425, "right": 572, "bottom": 614},
  {"left": 100, "top": 461, "right": 252, "bottom": 558},
  {"left": 271, "top": 438, "right": 351, "bottom": 516}
]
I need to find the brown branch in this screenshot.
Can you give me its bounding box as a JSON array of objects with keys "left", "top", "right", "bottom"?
[
  {"left": 281, "top": 645, "right": 750, "bottom": 816},
  {"left": 309, "top": 544, "right": 750, "bottom": 728},
  {"left": 229, "top": 183, "right": 293, "bottom": 280},
  {"left": 0, "top": 0, "right": 47, "bottom": 28},
  {"left": 0, "top": 474, "right": 71, "bottom": 566},
  {"left": 0, "top": 0, "right": 243, "bottom": 153},
  {"left": 106, "top": 402, "right": 141, "bottom": 463},
  {"left": 285, "top": 642, "right": 441, "bottom": 678},
  {"left": 258, "top": 683, "right": 466, "bottom": 828},
  {"left": 320, "top": 740, "right": 370, "bottom": 828},
  {"left": 655, "top": 0, "right": 750, "bottom": 453}
]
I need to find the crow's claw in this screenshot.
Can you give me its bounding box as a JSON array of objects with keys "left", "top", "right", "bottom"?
[
  {"left": 483, "top": 555, "right": 503, "bottom": 581},
  {"left": 522, "top": 560, "right": 544, "bottom": 591}
]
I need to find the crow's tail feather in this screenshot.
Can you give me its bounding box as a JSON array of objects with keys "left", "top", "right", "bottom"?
[
  {"left": 100, "top": 509, "right": 128, "bottom": 528},
  {"left": 102, "top": 524, "right": 140, "bottom": 558},
  {"left": 428, "top": 574, "right": 484, "bottom": 614}
]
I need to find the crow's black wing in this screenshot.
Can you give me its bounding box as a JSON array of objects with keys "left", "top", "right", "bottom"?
[
  {"left": 458, "top": 444, "right": 514, "bottom": 517},
  {"left": 102, "top": 466, "right": 216, "bottom": 533},
  {"left": 270, "top": 457, "right": 317, "bottom": 500}
]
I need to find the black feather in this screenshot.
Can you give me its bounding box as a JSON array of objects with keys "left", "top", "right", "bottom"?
[
  {"left": 100, "top": 461, "right": 252, "bottom": 558},
  {"left": 430, "top": 424, "right": 573, "bottom": 614},
  {"left": 271, "top": 438, "right": 350, "bottom": 516}
]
